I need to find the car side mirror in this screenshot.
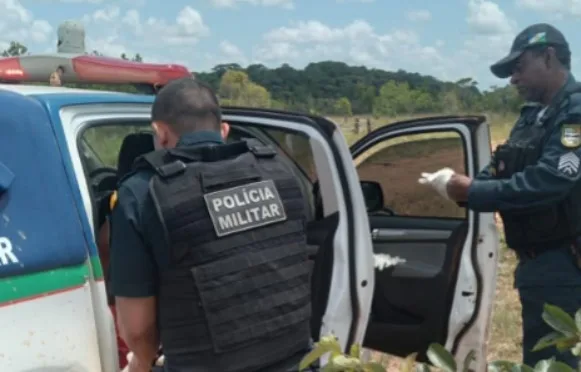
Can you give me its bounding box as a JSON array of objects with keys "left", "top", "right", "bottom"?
[{"left": 360, "top": 180, "right": 384, "bottom": 213}]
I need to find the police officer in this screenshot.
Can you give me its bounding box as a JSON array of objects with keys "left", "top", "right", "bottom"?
[
  {"left": 109, "top": 78, "right": 315, "bottom": 372},
  {"left": 419, "top": 23, "right": 581, "bottom": 368}
]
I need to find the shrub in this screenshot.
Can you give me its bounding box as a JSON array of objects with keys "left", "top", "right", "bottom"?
[{"left": 300, "top": 304, "right": 581, "bottom": 372}]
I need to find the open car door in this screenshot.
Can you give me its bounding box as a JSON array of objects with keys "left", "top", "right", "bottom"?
[
  {"left": 64, "top": 103, "right": 376, "bottom": 368},
  {"left": 350, "top": 116, "right": 500, "bottom": 370}
]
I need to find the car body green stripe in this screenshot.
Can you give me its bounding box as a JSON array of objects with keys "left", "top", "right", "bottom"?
[
  {"left": 90, "top": 255, "right": 104, "bottom": 279},
  {"left": 0, "top": 263, "right": 91, "bottom": 304}
]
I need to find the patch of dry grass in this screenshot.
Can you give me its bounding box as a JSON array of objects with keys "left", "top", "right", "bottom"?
[
  {"left": 336, "top": 114, "right": 522, "bottom": 369},
  {"left": 487, "top": 245, "right": 521, "bottom": 362}
]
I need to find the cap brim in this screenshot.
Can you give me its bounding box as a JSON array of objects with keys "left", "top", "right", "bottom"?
[{"left": 490, "top": 50, "right": 524, "bottom": 78}]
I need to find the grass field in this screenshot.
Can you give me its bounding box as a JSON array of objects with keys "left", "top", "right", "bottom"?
[{"left": 331, "top": 112, "right": 522, "bottom": 369}]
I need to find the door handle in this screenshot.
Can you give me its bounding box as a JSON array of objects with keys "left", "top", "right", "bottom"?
[{"left": 371, "top": 228, "right": 451, "bottom": 242}]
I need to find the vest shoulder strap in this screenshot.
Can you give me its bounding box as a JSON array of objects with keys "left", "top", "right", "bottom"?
[
  {"left": 121, "top": 139, "right": 278, "bottom": 183},
  {"left": 243, "top": 138, "right": 277, "bottom": 159}
]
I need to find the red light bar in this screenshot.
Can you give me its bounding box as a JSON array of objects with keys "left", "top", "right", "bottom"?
[{"left": 0, "top": 53, "right": 191, "bottom": 89}]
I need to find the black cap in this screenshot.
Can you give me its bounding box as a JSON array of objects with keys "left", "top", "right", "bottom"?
[{"left": 490, "top": 23, "right": 569, "bottom": 79}]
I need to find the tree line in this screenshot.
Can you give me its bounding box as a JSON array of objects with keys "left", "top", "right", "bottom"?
[{"left": 1, "top": 41, "right": 523, "bottom": 116}]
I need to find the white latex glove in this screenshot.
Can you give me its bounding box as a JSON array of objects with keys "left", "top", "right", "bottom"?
[{"left": 418, "top": 167, "right": 455, "bottom": 200}]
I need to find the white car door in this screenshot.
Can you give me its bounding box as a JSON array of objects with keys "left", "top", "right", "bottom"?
[
  {"left": 63, "top": 105, "right": 376, "bottom": 368},
  {"left": 349, "top": 115, "right": 500, "bottom": 372}
]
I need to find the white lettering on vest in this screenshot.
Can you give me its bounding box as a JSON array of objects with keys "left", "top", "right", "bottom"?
[
  {"left": 0, "top": 237, "right": 19, "bottom": 266},
  {"left": 204, "top": 179, "right": 287, "bottom": 237}
]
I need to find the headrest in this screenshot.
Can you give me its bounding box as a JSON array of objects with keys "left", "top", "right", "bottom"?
[{"left": 117, "top": 133, "right": 155, "bottom": 179}]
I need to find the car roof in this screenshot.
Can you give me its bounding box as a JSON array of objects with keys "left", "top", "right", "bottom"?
[
  {"left": 0, "top": 84, "right": 154, "bottom": 130},
  {"left": 0, "top": 83, "right": 155, "bottom": 104}
]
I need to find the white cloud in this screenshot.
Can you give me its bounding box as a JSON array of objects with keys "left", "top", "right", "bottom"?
[
  {"left": 452, "top": 0, "right": 519, "bottom": 85},
  {"left": 255, "top": 20, "right": 463, "bottom": 81},
  {"left": 92, "top": 6, "right": 120, "bottom": 22},
  {"left": 467, "top": 0, "right": 516, "bottom": 35},
  {"left": 220, "top": 40, "right": 245, "bottom": 60},
  {"left": 77, "top": 5, "right": 210, "bottom": 62},
  {"left": 253, "top": 2, "right": 524, "bottom": 88},
  {"left": 516, "top": 0, "right": 581, "bottom": 18},
  {"left": 407, "top": 9, "right": 431, "bottom": 22},
  {"left": 211, "top": 0, "right": 294, "bottom": 9},
  {"left": 203, "top": 40, "right": 248, "bottom": 67},
  {"left": 0, "top": 0, "right": 53, "bottom": 47},
  {"left": 336, "top": 0, "right": 375, "bottom": 3}
]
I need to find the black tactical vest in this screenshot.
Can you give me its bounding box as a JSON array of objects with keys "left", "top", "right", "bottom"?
[
  {"left": 134, "top": 139, "right": 313, "bottom": 371},
  {"left": 493, "top": 84, "right": 581, "bottom": 251}
]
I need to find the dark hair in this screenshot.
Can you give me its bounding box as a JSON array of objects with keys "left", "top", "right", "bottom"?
[
  {"left": 529, "top": 44, "right": 571, "bottom": 70},
  {"left": 151, "top": 77, "right": 221, "bottom": 134}
]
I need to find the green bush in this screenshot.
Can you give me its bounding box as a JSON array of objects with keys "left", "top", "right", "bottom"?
[{"left": 300, "top": 304, "right": 581, "bottom": 372}]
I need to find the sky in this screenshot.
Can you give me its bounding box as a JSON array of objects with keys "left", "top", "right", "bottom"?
[{"left": 4, "top": 0, "right": 581, "bottom": 90}]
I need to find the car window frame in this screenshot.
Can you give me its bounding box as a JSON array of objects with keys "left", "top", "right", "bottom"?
[{"left": 354, "top": 127, "right": 469, "bottom": 221}]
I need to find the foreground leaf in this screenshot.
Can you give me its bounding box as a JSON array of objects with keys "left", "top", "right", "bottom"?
[
  {"left": 299, "top": 348, "right": 329, "bottom": 371},
  {"left": 532, "top": 332, "right": 563, "bottom": 352},
  {"left": 401, "top": 352, "right": 418, "bottom": 372},
  {"left": 544, "top": 361, "right": 575, "bottom": 372},
  {"left": 542, "top": 304, "right": 577, "bottom": 337},
  {"left": 533, "top": 358, "right": 559, "bottom": 372},
  {"left": 462, "top": 350, "right": 476, "bottom": 372},
  {"left": 330, "top": 354, "right": 361, "bottom": 369},
  {"left": 349, "top": 343, "right": 361, "bottom": 358},
  {"left": 415, "top": 363, "right": 432, "bottom": 372},
  {"left": 571, "top": 342, "right": 581, "bottom": 356},
  {"left": 320, "top": 363, "right": 348, "bottom": 372},
  {"left": 488, "top": 360, "right": 517, "bottom": 372},
  {"left": 426, "top": 343, "right": 457, "bottom": 372},
  {"left": 299, "top": 336, "right": 342, "bottom": 371},
  {"left": 364, "top": 362, "right": 388, "bottom": 372},
  {"left": 575, "top": 309, "right": 581, "bottom": 333},
  {"left": 510, "top": 364, "right": 535, "bottom": 372},
  {"left": 554, "top": 337, "right": 579, "bottom": 352}
]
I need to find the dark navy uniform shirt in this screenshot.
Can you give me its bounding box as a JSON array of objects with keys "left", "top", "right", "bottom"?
[
  {"left": 467, "top": 73, "right": 581, "bottom": 287},
  {"left": 109, "top": 131, "right": 224, "bottom": 297}
]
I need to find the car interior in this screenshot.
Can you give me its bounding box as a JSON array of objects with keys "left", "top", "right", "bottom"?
[{"left": 77, "top": 121, "right": 339, "bottom": 344}]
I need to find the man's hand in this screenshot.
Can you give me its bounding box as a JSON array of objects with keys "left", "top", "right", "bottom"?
[
  {"left": 446, "top": 174, "right": 472, "bottom": 202},
  {"left": 418, "top": 168, "right": 455, "bottom": 200}
]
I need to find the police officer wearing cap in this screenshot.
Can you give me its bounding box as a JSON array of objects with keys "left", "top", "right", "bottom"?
[
  {"left": 419, "top": 23, "right": 581, "bottom": 368},
  {"left": 109, "top": 77, "right": 315, "bottom": 372}
]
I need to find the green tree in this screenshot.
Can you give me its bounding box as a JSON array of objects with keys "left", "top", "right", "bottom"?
[
  {"left": 335, "top": 97, "right": 353, "bottom": 117},
  {"left": 2, "top": 41, "right": 27, "bottom": 56},
  {"left": 218, "top": 70, "right": 271, "bottom": 108}
]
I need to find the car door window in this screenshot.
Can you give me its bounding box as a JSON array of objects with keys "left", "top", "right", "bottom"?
[
  {"left": 354, "top": 127, "right": 477, "bottom": 361},
  {"left": 82, "top": 123, "right": 152, "bottom": 168},
  {"left": 355, "top": 131, "right": 466, "bottom": 219}
]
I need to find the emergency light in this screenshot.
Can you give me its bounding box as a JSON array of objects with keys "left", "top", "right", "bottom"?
[{"left": 0, "top": 54, "right": 192, "bottom": 94}]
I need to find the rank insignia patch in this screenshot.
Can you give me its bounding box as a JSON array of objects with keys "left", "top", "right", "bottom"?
[{"left": 561, "top": 124, "right": 581, "bottom": 148}]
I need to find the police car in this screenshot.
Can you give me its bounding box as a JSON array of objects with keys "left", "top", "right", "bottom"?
[{"left": 0, "top": 54, "right": 500, "bottom": 372}]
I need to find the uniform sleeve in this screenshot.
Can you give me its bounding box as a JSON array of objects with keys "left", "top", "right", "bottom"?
[
  {"left": 109, "top": 184, "right": 157, "bottom": 297},
  {"left": 467, "top": 116, "right": 581, "bottom": 212}
]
